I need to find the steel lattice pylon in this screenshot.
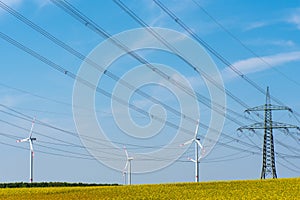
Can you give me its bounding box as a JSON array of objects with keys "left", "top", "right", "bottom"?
[
  {"left": 261, "top": 87, "right": 276, "bottom": 178},
  {"left": 237, "top": 87, "right": 299, "bottom": 179}
]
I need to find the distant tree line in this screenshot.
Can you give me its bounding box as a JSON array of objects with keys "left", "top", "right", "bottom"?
[{"left": 0, "top": 182, "right": 119, "bottom": 188}]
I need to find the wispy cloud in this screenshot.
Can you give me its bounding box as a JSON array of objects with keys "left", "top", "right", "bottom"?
[
  {"left": 34, "top": 0, "right": 52, "bottom": 9},
  {"left": 245, "top": 38, "right": 295, "bottom": 48},
  {"left": 0, "top": 0, "right": 51, "bottom": 15},
  {"left": 0, "top": 94, "right": 24, "bottom": 109},
  {"left": 143, "top": 0, "right": 199, "bottom": 27},
  {"left": 0, "top": 0, "right": 23, "bottom": 14},
  {"left": 243, "top": 7, "right": 300, "bottom": 31},
  {"left": 223, "top": 51, "right": 300, "bottom": 80},
  {"left": 287, "top": 8, "right": 300, "bottom": 30},
  {"left": 244, "top": 21, "right": 270, "bottom": 31},
  {"left": 148, "top": 11, "right": 166, "bottom": 27},
  {"left": 1, "top": 0, "right": 23, "bottom": 6},
  {"left": 264, "top": 40, "right": 295, "bottom": 47}
]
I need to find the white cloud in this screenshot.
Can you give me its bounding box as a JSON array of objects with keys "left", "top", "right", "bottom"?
[
  {"left": 244, "top": 21, "right": 270, "bottom": 31},
  {"left": 0, "top": 0, "right": 51, "bottom": 15},
  {"left": 0, "top": 0, "right": 23, "bottom": 10},
  {"left": 268, "top": 40, "right": 295, "bottom": 47},
  {"left": 288, "top": 8, "right": 300, "bottom": 30},
  {"left": 223, "top": 51, "right": 300, "bottom": 80},
  {"left": 0, "top": 0, "right": 23, "bottom": 15},
  {"left": 0, "top": 94, "right": 23, "bottom": 109},
  {"left": 148, "top": 11, "right": 166, "bottom": 27},
  {"left": 246, "top": 38, "right": 295, "bottom": 48},
  {"left": 34, "top": 0, "right": 52, "bottom": 9},
  {"left": 1, "top": 0, "right": 22, "bottom": 6},
  {"left": 244, "top": 8, "right": 300, "bottom": 31}
]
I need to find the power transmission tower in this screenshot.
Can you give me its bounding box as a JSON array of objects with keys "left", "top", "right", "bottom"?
[{"left": 237, "top": 87, "right": 299, "bottom": 179}]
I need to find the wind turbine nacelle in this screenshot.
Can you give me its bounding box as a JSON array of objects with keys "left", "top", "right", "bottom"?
[{"left": 128, "top": 157, "right": 133, "bottom": 161}]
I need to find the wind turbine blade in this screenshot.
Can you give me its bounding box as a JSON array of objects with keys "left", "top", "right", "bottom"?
[
  {"left": 16, "top": 138, "right": 29, "bottom": 143},
  {"left": 180, "top": 139, "right": 193, "bottom": 147},
  {"left": 194, "top": 119, "right": 200, "bottom": 139},
  {"left": 188, "top": 157, "right": 196, "bottom": 163},
  {"left": 29, "top": 117, "right": 36, "bottom": 138},
  {"left": 195, "top": 140, "right": 203, "bottom": 149},
  {"left": 124, "top": 146, "right": 129, "bottom": 159},
  {"left": 123, "top": 161, "right": 129, "bottom": 171},
  {"left": 199, "top": 148, "right": 206, "bottom": 159}
]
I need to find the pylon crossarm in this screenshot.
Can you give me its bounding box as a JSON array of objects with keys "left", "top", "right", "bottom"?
[
  {"left": 272, "top": 122, "right": 300, "bottom": 130},
  {"left": 237, "top": 122, "right": 265, "bottom": 132},
  {"left": 245, "top": 105, "right": 292, "bottom": 113},
  {"left": 237, "top": 122, "right": 300, "bottom": 132}
]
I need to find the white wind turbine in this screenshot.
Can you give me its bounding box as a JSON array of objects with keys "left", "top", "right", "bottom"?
[
  {"left": 123, "top": 146, "right": 133, "bottom": 185},
  {"left": 17, "top": 118, "right": 36, "bottom": 183},
  {"left": 180, "top": 120, "right": 203, "bottom": 182}
]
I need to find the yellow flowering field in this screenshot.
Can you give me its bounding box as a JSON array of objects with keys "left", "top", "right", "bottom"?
[{"left": 0, "top": 178, "right": 299, "bottom": 199}]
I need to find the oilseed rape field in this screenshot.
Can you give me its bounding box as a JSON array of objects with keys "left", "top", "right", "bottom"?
[{"left": 0, "top": 178, "right": 299, "bottom": 199}]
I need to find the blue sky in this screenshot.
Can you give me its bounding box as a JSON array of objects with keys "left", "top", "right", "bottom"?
[{"left": 0, "top": 0, "right": 300, "bottom": 184}]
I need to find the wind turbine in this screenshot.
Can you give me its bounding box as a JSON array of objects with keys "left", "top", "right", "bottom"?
[
  {"left": 17, "top": 118, "right": 36, "bottom": 183},
  {"left": 180, "top": 120, "right": 203, "bottom": 182},
  {"left": 123, "top": 146, "right": 133, "bottom": 185}
]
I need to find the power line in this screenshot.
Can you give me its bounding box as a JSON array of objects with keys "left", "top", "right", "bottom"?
[
  {"left": 48, "top": 0, "right": 277, "bottom": 154},
  {"left": 0, "top": 0, "right": 266, "bottom": 155},
  {"left": 114, "top": 0, "right": 256, "bottom": 120},
  {"left": 1, "top": 106, "right": 298, "bottom": 172},
  {"left": 0, "top": 81, "right": 72, "bottom": 107},
  {"left": 152, "top": 0, "right": 298, "bottom": 111},
  {"left": 191, "top": 0, "right": 300, "bottom": 88},
  {"left": 50, "top": 0, "right": 249, "bottom": 124},
  {"left": 0, "top": 0, "right": 295, "bottom": 159},
  {"left": 0, "top": 1, "right": 205, "bottom": 126},
  {"left": 112, "top": 0, "right": 300, "bottom": 155},
  {"left": 0, "top": 102, "right": 266, "bottom": 156},
  {"left": 113, "top": 0, "right": 298, "bottom": 144},
  {"left": 0, "top": 0, "right": 276, "bottom": 159},
  {"left": 0, "top": 0, "right": 299, "bottom": 176},
  {"left": 1, "top": 133, "right": 297, "bottom": 171},
  {"left": 3, "top": 100, "right": 286, "bottom": 167},
  {"left": 1, "top": 0, "right": 296, "bottom": 160}
]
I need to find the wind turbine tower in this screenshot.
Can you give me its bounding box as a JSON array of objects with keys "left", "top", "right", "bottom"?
[{"left": 17, "top": 118, "right": 36, "bottom": 183}]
